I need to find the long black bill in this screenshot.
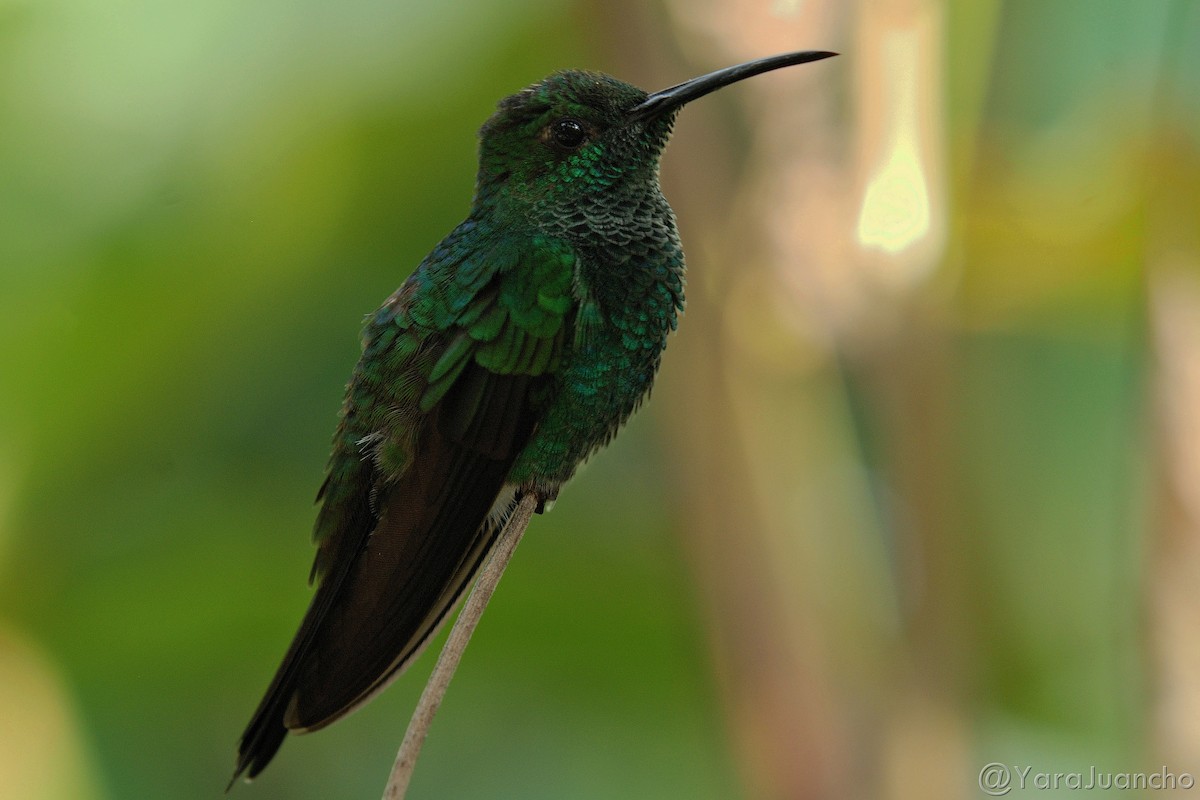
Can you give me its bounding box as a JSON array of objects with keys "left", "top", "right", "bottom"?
[{"left": 627, "top": 50, "right": 838, "bottom": 123}]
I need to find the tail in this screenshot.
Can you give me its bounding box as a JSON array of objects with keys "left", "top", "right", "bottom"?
[
  {"left": 228, "top": 428, "right": 520, "bottom": 788},
  {"left": 228, "top": 358, "right": 540, "bottom": 788},
  {"left": 227, "top": 479, "right": 376, "bottom": 788}
]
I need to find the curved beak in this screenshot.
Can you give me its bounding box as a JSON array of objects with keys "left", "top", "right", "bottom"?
[{"left": 627, "top": 50, "right": 838, "bottom": 123}]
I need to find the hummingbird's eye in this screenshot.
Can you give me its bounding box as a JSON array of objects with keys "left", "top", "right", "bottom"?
[{"left": 550, "top": 118, "right": 587, "bottom": 150}]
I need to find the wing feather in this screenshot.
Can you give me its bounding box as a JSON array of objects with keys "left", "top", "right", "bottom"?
[{"left": 231, "top": 230, "right": 575, "bottom": 782}]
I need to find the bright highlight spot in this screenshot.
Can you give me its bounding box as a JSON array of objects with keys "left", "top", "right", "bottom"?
[{"left": 856, "top": 31, "right": 931, "bottom": 256}]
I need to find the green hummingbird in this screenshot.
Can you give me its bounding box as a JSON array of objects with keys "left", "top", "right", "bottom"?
[{"left": 231, "top": 49, "right": 836, "bottom": 784}]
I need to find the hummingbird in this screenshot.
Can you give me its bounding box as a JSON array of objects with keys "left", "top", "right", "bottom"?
[{"left": 230, "top": 49, "right": 836, "bottom": 785}]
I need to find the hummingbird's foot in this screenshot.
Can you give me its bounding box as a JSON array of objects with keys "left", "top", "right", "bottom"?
[{"left": 527, "top": 483, "right": 559, "bottom": 515}]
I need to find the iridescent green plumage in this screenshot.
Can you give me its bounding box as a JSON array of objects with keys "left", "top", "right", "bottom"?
[{"left": 232, "top": 50, "right": 836, "bottom": 786}]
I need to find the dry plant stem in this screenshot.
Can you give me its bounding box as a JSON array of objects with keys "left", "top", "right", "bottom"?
[{"left": 381, "top": 492, "right": 539, "bottom": 800}]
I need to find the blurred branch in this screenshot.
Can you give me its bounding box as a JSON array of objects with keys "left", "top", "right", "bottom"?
[
  {"left": 1146, "top": 114, "right": 1200, "bottom": 778},
  {"left": 1149, "top": 269, "right": 1200, "bottom": 774},
  {"left": 598, "top": 2, "right": 857, "bottom": 798}
]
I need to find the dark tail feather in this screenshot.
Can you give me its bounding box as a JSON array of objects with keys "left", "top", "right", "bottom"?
[
  {"left": 228, "top": 364, "right": 537, "bottom": 789},
  {"left": 291, "top": 489, "right": 517, "bottom": 730},
  {"left": 228, "top": 444, "right": 517, "bottom": 788},
  {"left": 227, "top": 481, "right": 512, "bottom": 792},
  {"left": 227, "top": 580, "right": 347, "bottom": 788},
  {"left": 228, "top": 607, "right": 316, "bottom": 787},
  {"left": 227, "top": 701, "right": 286, "bottom": 790},
  {"left": 228, "top": 486, "right": 378, "bottom": 789},
  {"left": 283, "top": 444, "right": 512, "bottom": 729}
]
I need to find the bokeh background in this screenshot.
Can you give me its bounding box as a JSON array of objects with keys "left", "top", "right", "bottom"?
[{"left": 2, "top": 0, "right": 1199, "bottom": 797}]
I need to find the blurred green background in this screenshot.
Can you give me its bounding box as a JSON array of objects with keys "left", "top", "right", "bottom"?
[{"left": 2, "top": 0, "right": 1199, "bottom": 798}]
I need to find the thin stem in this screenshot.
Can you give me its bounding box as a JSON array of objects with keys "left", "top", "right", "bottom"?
[{"left": 381, "top": 492, "right": 539, "bottom": 799}]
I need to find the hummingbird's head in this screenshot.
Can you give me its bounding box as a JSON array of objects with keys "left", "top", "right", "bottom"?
[
  {"left": 471, "top": 51, "right": 838, "bottom": 222},
  {"left": 474, "top": 70, "right": 668, "bottom": 215}
]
